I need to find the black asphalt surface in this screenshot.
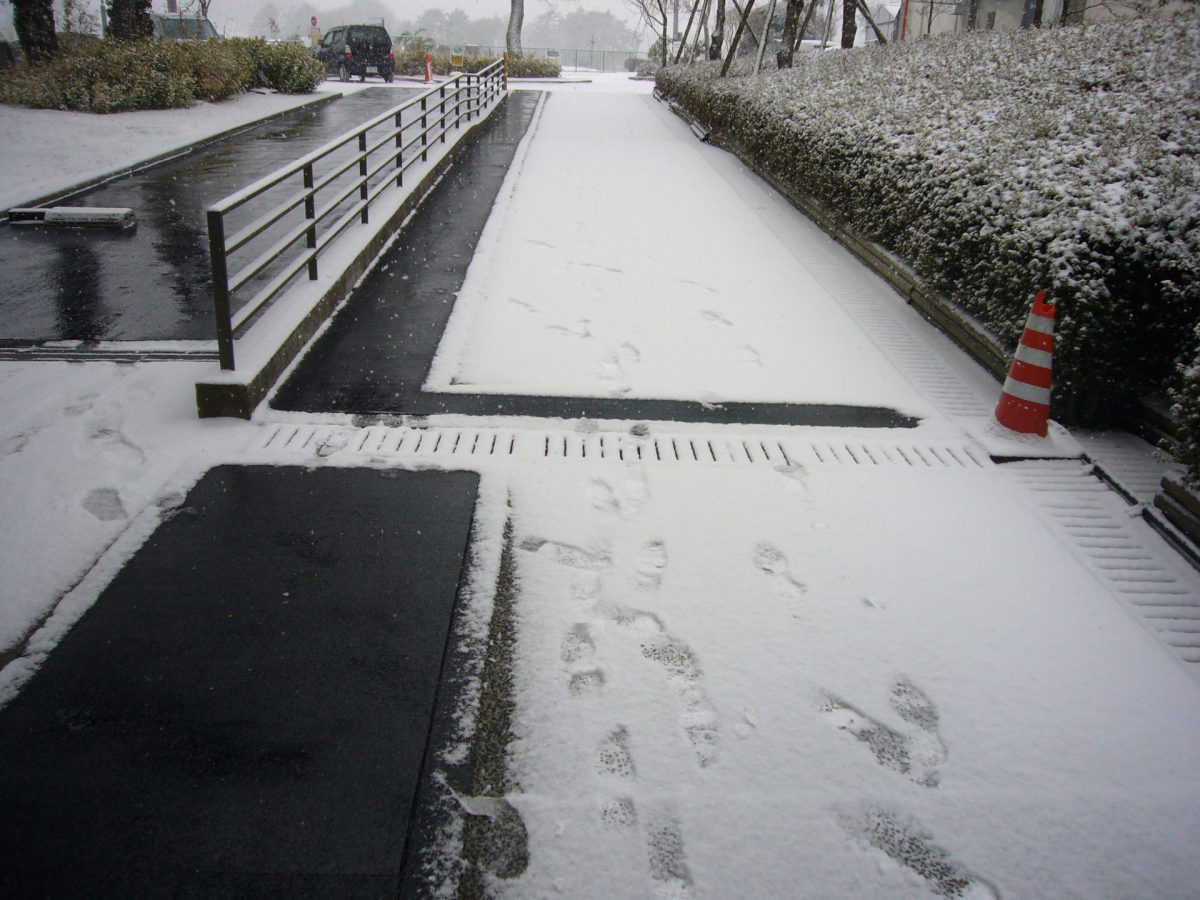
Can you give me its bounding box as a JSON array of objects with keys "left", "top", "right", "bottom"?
[
  {"left": 0, "top": 465, "right": 480, "bottom": 897},
  {"left": 0, "top": 87, "right": 417, "bottom": 343},
  {"left": 273, "top": 92, "right": 917, "bottom": 429}
]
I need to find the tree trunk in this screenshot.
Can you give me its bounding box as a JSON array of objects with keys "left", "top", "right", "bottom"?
[
  {"left": 840, "top": 0, "right": 856, "bottom": 47},
  {"left": 13, "top": 0, "right": 58, "bottom": 60},
  {"left": 709, "top": 0, "right": 726, "bottom": 59},
  {"left": 107, "top": 0, "right": 153, "bottom": 40},
  {"left": 661, "top": 13, "right": 669, "bottom": 65},
  {"left": 965, "top": 0, "right": 980, "bottom": 30},
  {"left": 507, "top": 0, "right": 524, "bottom": 57},
  {"left": 1032, "top": 0, "right": 1045, "bottom": 26},
  {"left": 776, "top": 0, "right": 802, "bottom": 67}
]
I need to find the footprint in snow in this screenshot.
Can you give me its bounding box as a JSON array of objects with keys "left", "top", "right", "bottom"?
[
  {"left": 597, "top": 725, "right": 636, "bottom": 779},
  {"left": 646, "top": 810, "right": 693, "bottom": 894},
  {"left": 587, "top": 479, "right": 621, "bottom": 514},
  {"left": 841, "top": 806, "right": 997, "bottom": 899},
  {"left": 752, "top": 542, "right": 807, "bottom": 602},
  {"left": 740, "top": 345, "right": 763, "bottom": 367},
  {"left": 519, "top": 538, "right": 611, "bottom": 571},
  {"left": 82, "top": 487, "right": 127, "bottom": 522},
  {"left": 636, "top": 539, "right": 668, "bottom": 590},
  {"left": 820, "top": 679, "right": 947, "bottom": 787},
  {"left": 699, "top": 310, "right": 733, "bottom": 327}
]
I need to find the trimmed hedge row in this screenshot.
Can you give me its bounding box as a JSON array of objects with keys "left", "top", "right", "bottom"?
[
  {"left": 656, "top": 17, "right": 1200, "bottom": 448},
  {"left": 392, "top": 49, "right": 561, "bottom": 79},
  {"left": 0, "top": 36, "right": 323, "bottom": 112}
]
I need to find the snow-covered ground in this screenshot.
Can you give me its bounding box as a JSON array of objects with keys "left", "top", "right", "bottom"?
[{"left": 2, "top": 72, "right": 1200, "bottom": 897}]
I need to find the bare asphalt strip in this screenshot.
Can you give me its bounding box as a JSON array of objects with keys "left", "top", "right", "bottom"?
[
  {"left": 0, "top": 88, "right": 419, "bottom": 344},
  {"left": 0, "top": 465, "right": 480, "bottom": 897}
]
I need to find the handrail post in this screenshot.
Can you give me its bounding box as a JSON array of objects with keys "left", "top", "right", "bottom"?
[
  {"left": 207, "top": 209, "right": 235, "bottom": 371},
  {"left": 502, "top": 55, "right": 509, "bottom": 91},
  {"left": 421, "top": 96, "right": 428, "bottom": 161},
  {"left": 358, "top": 132, "right": 369, "bottom": 224},
  {"left": 303, "top": 164, "right": 318, "bottom": 280},
  {"left": 394, "top": 109, "right": 403, "bottom": 187},
  {"left": 440, "top": 84, "right": 447, "bottom": 144}
]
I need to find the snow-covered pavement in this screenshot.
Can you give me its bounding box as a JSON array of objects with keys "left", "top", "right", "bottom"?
[{"left": 2, "top": 74, "right": 1200, "bottom": 897}]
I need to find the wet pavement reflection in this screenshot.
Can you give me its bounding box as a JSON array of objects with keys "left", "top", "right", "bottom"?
[{"left": 0, "top": 88, "right": 418, "bottom": 343}]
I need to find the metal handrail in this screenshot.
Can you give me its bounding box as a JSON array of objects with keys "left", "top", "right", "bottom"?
[{"left": 206, "top": 58, "right": 506, "bottom": 370}]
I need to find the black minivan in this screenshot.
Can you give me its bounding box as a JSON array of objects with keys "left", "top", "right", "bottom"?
[{"left": 316, "top": 25, "right": 395, "bottom": 83}]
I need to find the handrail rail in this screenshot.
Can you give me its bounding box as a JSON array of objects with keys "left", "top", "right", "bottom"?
[{"left": 206, "top": 58, "right": 506, "bottom": 370}]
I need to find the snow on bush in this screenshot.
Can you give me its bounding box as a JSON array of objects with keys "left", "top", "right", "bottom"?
[
  {"left": 0, "top": 37, "right": 321, "bottom": 113},
  {"left": 657, "top": 16, "right": 1200, "bottom": 435},
  {"left": 391, "top": 50, "right": 561, "bottom": 79}
]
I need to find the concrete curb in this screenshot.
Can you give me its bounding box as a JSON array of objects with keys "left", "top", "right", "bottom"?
[{"left": 2, "top": 92, "right": 341, "bottom": 219}]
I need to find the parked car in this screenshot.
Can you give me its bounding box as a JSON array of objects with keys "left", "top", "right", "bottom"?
[
  {"left": 150, "top": 12, "right": 219, "bottom": 41},
  {"left": 315, "top": 25, "right": 395, "bottom": 83}
]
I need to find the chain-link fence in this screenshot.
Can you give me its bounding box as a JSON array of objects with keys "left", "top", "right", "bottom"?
[{"left": 465, "top": 45, "right": 649, "bottom": 74}]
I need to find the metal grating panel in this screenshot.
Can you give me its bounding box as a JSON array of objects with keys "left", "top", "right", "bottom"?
[
  {"left": 257, "top": 424, "right": 989, "bottom": 472},
  {"left": 1014, "top": 460, "right": 1200, "bottom": 669}
]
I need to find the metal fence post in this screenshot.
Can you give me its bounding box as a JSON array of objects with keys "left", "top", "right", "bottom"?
[
  {"left": 440, "top": 84, "right": 447, "bottom": 143},
  {"left": 358, "top": 132, "right": 369, "bottom": 224},
  {"left": 206, "top": 209, "right": 235, "bottom": 371},
  {"left": 394, "top": 109, "right": 403, "bottom": 187},
  {"left": 421, "top": 96, "right": 428, "bottom": 161},
  {"left": 303, "top": 164, "right": 318, "bottom": 280}
]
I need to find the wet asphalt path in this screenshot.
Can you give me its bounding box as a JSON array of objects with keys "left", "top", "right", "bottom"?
[
  {"left": 0, "top": 465, "right": 480, "bottom": 896},
  {"left": 0, "top": 87, "right": 417, "bottom": 343},
  {"left": 272, "top": 91, "right": 916, "bottom": 429}
]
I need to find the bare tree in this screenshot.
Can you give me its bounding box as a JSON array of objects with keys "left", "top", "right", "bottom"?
[
  {"left": 629, "top": 0, "right": 671, "bottom": 66},
  {"left": 181, "top": 0, "right": 213, "bottom": 18},
  {"left": 709, "top": 0, "right": 726, "bottom": 59},
  {"left": 507, "top": 0, "right": 524, "bottom": 56}
]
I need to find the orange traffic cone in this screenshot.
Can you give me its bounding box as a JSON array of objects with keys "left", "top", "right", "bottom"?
[{"left": 995, "top": 290, "right": 1054, "bottom": 437}]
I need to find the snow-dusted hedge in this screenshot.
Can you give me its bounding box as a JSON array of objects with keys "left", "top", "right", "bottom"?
[
  {"left": 392, "top": 50, "right": 561, "bottom": 79},
  {"left": 0, "top": 36, "right": 321, "bottom": 113},
  {"left": 657, "top": 17, "right": 1200, "bottom": 434}
]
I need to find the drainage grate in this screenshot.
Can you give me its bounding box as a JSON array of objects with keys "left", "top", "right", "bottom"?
[
  {"left": 258, "top": 424, "right": 989, "bottom": 472},
  {"left": 1014, "top": 461, "right": 1200, "bottom": 669}
]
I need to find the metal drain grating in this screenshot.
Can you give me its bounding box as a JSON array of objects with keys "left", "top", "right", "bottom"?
[
  {"left": 257, "top": 424, "right": 989, "bottom": 472},
  {"left": 1014, "top": 460, "right": 1200, "bottom": 668}
]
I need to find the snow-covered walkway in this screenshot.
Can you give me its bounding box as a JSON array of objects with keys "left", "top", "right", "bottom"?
[{"left": 2, "top": 76, "right": 1199, "bottom": 897}]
